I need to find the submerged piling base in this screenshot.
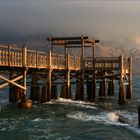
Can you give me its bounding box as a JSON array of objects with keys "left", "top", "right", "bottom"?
[{"left": 17, "top": 94, "right": 32, "bottom": 109}]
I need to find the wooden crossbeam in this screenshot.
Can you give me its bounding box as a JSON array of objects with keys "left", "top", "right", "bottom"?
[
  {"left": 0, "top": 75, "right": 26, "bottom": 90},
  {"left": 0, "top": 75, "right": 23, "bottom": 88},
  {"left": 47, "top": 36, "right": 88, "bottom": 41},
  {"left": 53, "top": 73, "right": 67, "bottom": 82}
]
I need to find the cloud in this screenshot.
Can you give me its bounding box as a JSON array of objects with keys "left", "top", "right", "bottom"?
[{"left": 133, "top": 36, "right": 140, "bottom": 45}]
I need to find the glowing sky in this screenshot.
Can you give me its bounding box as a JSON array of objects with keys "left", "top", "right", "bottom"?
[{"left": 0, "top": 0, "right": 140, "bottom": 47}]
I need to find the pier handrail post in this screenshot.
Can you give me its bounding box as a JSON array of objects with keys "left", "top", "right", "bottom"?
[
  {"left": 36, "top": 50, "right": 38, "bottom": 67},
  {"left": 8, "top": 46, "right": 10, "bottom": 66},
  {"left": 22, "top": 46, "right": 27, "bottom": 67}
]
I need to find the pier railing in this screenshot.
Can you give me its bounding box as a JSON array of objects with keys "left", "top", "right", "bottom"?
[
  {"left": 0, "top": 45, "right": 81, "bottom": 70},
  {"left": 84, "top": 56, "right": 131, "bottom": 73},
  {"left": 0, "top": 45, "right": 131, "bottom": 73}
]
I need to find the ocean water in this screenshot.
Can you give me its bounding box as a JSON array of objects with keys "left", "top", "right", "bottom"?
[{"left": 0, "top": 75, "right": 140, "bottom": 140}]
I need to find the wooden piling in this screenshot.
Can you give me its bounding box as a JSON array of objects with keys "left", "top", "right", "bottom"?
[
  {"left": 107, "top": 79, "right": 114, "bottom": 96},
  {"left": 119, "top": 85, "right": 125, "bottom": 105},
  {"left": 87, "top": 80, "right": 92, "bottom": 101},
  {"left": 138, "top": 105, "right": 140, "bottom": 126},
  {"left": 119, "top": 55, "right": 125, "bottom": 105},
  {"left": 92, "top": 78, "right": 96, "bottom": 100},
  {"left": 51, "top": 84, "right": 58, "bottom": 99},
  {"left": 48, "top": 51, "right": 52, "bottom": 101},
  {"left": 126, "top": 57, "right": 132, "bottom": 99},
  {"left": 87, "top": 78, "right": 96, "bottom": 101},
  {"left": 40, "top": 85, "right": 50, "bottom": 103},
  {"left": 60, "top": 84, "right": 66, "bottom": 98},
  {"left": 30, "top": 85, "right": 40, "bottom": 101},
  {"left": 75, "top": 81, "right": 84, "bottom": 101},
  {"left": 11, "top": 86, "right": 22, "bottom": 103},
  {"left": 9, "top": 71, "right": 13, "bottom": 102},
  {"left": 98, "top": 79, "right": 106, "bottom": 97},
  {"left": 126, "top": 82, "right": 132, "bottom": 99}
]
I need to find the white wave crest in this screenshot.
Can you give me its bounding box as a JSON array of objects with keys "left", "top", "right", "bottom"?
[
  {"left": 47, "top": 98, "right": 97, "bottom": 110},
  {"left": 32, "top": 118, "right": 43, "bottom": 122},
  {"left": 67, "top": 111, "right": 127, "bottom": 126}
]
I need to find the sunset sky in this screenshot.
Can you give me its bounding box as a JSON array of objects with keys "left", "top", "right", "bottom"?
[{"left": 0, "top": 0, "right": 140, "bottom": 47}]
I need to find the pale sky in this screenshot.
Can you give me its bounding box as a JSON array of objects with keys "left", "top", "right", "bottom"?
[{"left": 0, "top": 0, "right": 140, "bottom": 47}]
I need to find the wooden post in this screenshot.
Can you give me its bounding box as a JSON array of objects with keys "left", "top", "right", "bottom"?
[
  {"left": 98, "top": 81, "right": 102, "bottom": 97},
  {"left": 119, "top": 55, "right": 125, "bottom": 105},
  {"left": 66, "top": 53, "right": 71, "bottom": 99},
  {"left": 102, "top": 78, "right": 106, "bottom": 97},
  {"left": 8, "top": 46, "right": 10, "bottom": 66},
  {"left": 23, "top": 46, "right": 27, "bottom": 67},
  {"left": 40, "top": 85, "right": 50, "bottom": 103},
  {"left": 107, "top": 79, "right": 114, "bottom": 96},
  {"left": 93, "top": 43, "right": 95, "bottom": 69},
  {"left": 126, "top": 57, "right": 132, "bottom": 99},
  {"left": 60, "top": 84, "right": 66, "bottom": 98},
  {"left": 36, "top": 51, "right": 38, "bottom": 67},
  {"left": 23, "top": 46, "right": 27, "bottom": 96},
  {"left": 81, "top": 35, "right": 84, "bottom": 70},
  {"left": 92, "top": 78, "right": 96, "bottom": 100},
  {"left": 80, "top": 35, "right": 84, "bottom": 100},
  {"left": 48, "top": 50, "right": 52, "bottom": 101},
  {"left": 51, "top": 36, "right": 54, "bottom": 54},
  {"left": 9, "top": 71, "right": 13, "bottom": 102},
  {"left": 138, "top": 105, "right": 140, "bottom": 126},
  {"left": 98, "top": 79, "right": 106, "bottom": 97},
  {"left": 23, "top": 68, "right": 27, "bottom": 95},
  {"left": 51, "top": 84, "right": 58, "bottom": 99},
  {"left": 87, "top": 79, "right": 92, "bottom": 101},
  {"left": 30, "top": 85, "right": 40, "bottom": 101}
]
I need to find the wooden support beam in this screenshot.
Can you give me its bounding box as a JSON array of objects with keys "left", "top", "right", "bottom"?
[
  {"left": 107, "top": 79, "right": 114, "bottom": 96},
  {"left": 23, "top": 46, "right": 27, "bottom": 67},
  {"left": 23, "top": 68, "right": 27, "bottom": 95},
  {"left": 48, "top": 50, "right": 52, "bottom": 101},
  {"left": 47, "top": 36, "right": 88, "bottom": 41},
  {"left": 119, "top": 55, "right": 125, "bottom": 105},
  {"left": 0, "top": 75, "right": 26, "bottom": 90},
  {"left": 0, "top": 75, "right": 24, "bottom": 89},
  {"left": 126, "top": 57, "right": 132, "bottom": 99},
  {"left": 66, "top": 70, "right": 71, "bottom": 99}
]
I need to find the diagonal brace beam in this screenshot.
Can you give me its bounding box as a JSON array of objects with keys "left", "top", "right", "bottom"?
[{"left": 0, "top": 75, "right": 26, "bottom": 90}]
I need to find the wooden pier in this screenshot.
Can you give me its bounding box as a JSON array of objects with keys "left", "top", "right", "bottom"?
[{"left": 0, "top": 36, "right": 132, "bottom": 107}]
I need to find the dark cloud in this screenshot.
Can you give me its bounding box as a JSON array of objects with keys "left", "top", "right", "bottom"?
[{"left": 0, "top": 1, "right": 140, "bottom": 47}]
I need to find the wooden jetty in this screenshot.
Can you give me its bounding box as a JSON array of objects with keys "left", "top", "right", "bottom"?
[{"left": 0, "top": 36, "right": 132, "bottom": 107}]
